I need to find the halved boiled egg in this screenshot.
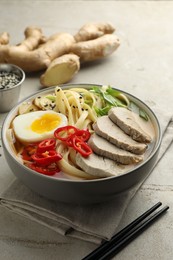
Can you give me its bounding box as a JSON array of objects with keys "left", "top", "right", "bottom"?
[{"left": 12, "top": 110, "right": 68, "bottom": 143}]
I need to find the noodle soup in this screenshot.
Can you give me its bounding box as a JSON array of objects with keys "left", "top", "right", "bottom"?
[{"left": 7, "top": 84, "right": 156, "bottom": 181}]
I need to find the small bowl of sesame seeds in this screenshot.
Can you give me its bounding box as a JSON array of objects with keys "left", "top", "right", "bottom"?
[{"left": 0, "top": 64, "right": 25, "bottom": 113}]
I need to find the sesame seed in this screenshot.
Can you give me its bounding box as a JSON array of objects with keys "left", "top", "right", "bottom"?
[{"left": 0, "top": 71, "right": 22, "bottom": 89}]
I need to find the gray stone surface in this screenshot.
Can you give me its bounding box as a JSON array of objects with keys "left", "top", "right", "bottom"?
[{"left": 0, "top": 1, "right": 173, "bottom": 259}]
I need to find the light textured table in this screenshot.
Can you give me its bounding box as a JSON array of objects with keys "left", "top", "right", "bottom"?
[{"left": 0, "top": 1, "right": 173, "bottom": 259}]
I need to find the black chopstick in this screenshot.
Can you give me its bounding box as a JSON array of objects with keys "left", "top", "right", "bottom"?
[
  {"left": 82, "top": 202, "right": 162, "bottom": 260},
  {"left": 82, "top": 202, "right": 169, "bottom": 260}
]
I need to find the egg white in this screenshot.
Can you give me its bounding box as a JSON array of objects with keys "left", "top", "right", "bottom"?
[{"left": 12, "top": 110, "right": 68, "bottom": 143}]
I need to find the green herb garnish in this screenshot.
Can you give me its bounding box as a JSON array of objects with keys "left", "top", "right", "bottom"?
[
  {"left": 139, "top": 109, "right": 149, "bottom": 121},
  {"left": 94, "top": 105, "right": 113, "bottom": 116},
  {"left": 128, "top": 101, "right": 149, "bottom": 121},
  {"left": 90, "top": 85, "right": 149, "bottom": 120},
  {"left": 90, "top": 86, "right": 126, "bottom": 109},
  {"left": 46, "top": 95, "right": 56, "bottom": 102}
]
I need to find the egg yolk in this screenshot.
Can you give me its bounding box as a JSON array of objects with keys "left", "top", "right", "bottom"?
[{"left": 31, "top": 113, "right": 62, "bottom": 134}]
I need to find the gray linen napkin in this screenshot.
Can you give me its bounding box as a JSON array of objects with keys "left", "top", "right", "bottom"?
[{"left": 0, "top": 108, "right": 173, "bottom": 244}]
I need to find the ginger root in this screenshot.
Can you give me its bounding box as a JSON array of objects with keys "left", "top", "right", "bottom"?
[
  {"left": 40, "top": 53, "right": 80, "bottom": 87},
  {"left": 0, "top": 26, "right": 45, "bottom": 65},
  {"left": 71, "top": 34, "right": 120, "bottom": 62},
  {"left": 6, "top": 33, "right": 75, "bottom": 72},
  {"left": 16, "top": 26, "right": 46, "bottom": 51},
  {"left": 0, "top": 32, "right": 10, "bottom": 45},
  {"left": 0, "top": 28, "right": 75, "bottom": 72},
  {"left": 74, "top": 22, "right": 115, "bottom": 42},
  {"left": 0, "top": 22, "right": 120, "bottom": 85}
]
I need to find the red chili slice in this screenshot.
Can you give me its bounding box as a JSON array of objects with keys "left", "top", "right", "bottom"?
[
  {"left": 65, "top": 136, "right": 74, "bottom": 147},
  {"left": 65, "top": 129, "right": 90, "bottom": 147},
  {"left": 32, "top": 150, "right": 62, "bottom": 166},
  {"left": 37, "top": 138, "right": 56, "bottom": 153},
  {"left": 72, "top": 136, "right": 92, "bottom": 157},
  {"left": 75, "top": 129, "right": 91, "bottom": 142},
  {"left": 28, "top": 162, "right": 60, "bottom": 176},
  {"left": 21, "top": 144, "right": 37, "bottom": 161},
  {"left": 54, "top": 126, "right": 92, "bottom": 157},
  {"left": 54, "top": 126, "right": 78, "bottom": 141}
]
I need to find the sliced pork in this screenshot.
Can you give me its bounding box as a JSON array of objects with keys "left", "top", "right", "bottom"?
[
  {"left": 93, "top": 115, "right": 147, "bottom": 155},
  {"left": 76, "top": 152, "right": 134, "bottom": 178},
  {"left": 88, "top": 133, "right": 143, "bottom": 165},
  {"left": 108, "top": 107, "right": 152, "bottom": 143}
]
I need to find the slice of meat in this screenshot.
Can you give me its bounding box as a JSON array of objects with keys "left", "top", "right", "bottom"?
[
  {"left": 88, "top": 133, "right": 143, "bottom": 165},
  {"left": 93, "top": 115, "right": 147, "bottom": 155},
  {"left": 108, "top": 107, "right": 152, "bottom": 143},
  {"left": 76, "top": 152, "right": 134, "bottom": 178}
]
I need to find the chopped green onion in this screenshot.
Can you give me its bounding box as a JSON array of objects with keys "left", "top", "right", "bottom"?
[
  {"left": 90, "top": 86, "right": 102, "bottom": 95},
  {"left": 84, "top": 99, "right": 93, "bottom": 106},
  {"left": 46, "top": 95, "right": 56, "bottom": 102},
  {"left": 90, "top": 86, "right": 126, "bottom": 107},
  {"left": 128, "top": 101, "right": 149, "bottom": 121},
  {"left": 139, "top": 109, "right": 149, "bottom": 121},
  {"left": 106, "top": 86, "right": 121, "bottom": 97},
  {"left": 94, "top": 105, "right": 113, "bottom": 116},
  {"left": 91, "top": 85, "right": 149, "bottom": 120},
  {"left": 128, "top": 101, "right": 139, "bottom": 114},
  {"left": 102, "top": 92, "right": 126, "bottom": 107}
]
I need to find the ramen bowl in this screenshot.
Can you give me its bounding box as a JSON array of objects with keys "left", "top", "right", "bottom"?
[{"left": 1, "top": 84, "right": 161, "bottom": 204}]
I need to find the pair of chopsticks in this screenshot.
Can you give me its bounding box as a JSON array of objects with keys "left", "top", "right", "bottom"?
[{"left": 82, "top": 202, "right": 169, "bottom": 260}]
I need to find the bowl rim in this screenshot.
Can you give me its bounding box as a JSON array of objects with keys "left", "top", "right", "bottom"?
[
  {"left": 1, "top": 83, "right": 162, "bottom": 184},
  {"left": 0, "top": 63, "right": 25, "bottom": 92}
]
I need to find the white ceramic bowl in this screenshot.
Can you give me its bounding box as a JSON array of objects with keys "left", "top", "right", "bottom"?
[{"left": 1, "top": 84, "right": 162, "bottom": 204}]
